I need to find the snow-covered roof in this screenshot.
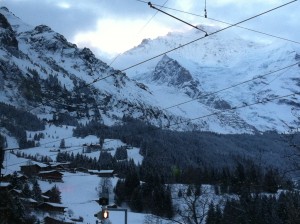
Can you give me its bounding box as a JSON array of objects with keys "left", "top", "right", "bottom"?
[
  {"left": 43, "top": 202, "right": 67, "bottom": 208},
  {"left": 22, "top": 198, "right": 38, "bottom": 203},
  {"left": 99, "top": 170, "right": 114, "bottom": 173},
  {"left": 39, "top": 170, "right": 63, "bottom": 174},
  {"left": 0, "top": 182, "right": 11, "bottom": 187}
]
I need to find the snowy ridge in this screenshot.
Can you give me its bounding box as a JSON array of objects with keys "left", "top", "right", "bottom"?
[
  {"left": 0, "top": 7, "right": 299, "bottom": 134},
  {"left": 0, "top": 7, "right": 197, "bottom": 131},
  {"left": 113, "top": 25, "right": 300, "bottom": 133}
]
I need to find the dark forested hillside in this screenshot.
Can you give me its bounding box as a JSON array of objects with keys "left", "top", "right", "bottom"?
[
  {"left": 73, "top": 119, "right": 298, "bottom": 179},
  {"left": 0, "top": 102, "right": 44, "bottom": 148}
]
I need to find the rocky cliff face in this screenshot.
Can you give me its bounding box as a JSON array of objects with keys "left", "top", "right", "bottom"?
[
  {"left": 114, "top": 23, "right": 300, "bottom": 133},
  {"left": 1, "top": 7, "right": 299, "bottom": 134},
  {"left": 0, "top": 8, "right": 200, "bottom": 131}
]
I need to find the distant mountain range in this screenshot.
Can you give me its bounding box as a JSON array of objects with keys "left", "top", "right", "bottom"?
[
  {"left": 0, "top": 7, "right": 299, "bottom": 134},
  {"left": 113, "top": 25, "right": 300, "bottom": 133}
]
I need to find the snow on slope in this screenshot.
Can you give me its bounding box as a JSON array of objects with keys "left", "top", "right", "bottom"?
[
  {"left": 113, "top": 25, "right": 300, "bottom": 133},
  {"left": 8, "top": 125, "right": 144, "bottom": 165},
  {"left": 1, "top": 6, "right": 299, "bottom": 134},
  {"left": 0, "top": 7, "right": 197, "bottom": 131}
]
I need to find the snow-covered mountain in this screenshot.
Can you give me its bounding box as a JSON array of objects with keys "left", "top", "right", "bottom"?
[
  {"left": 0, "top": 7, "right": 197, "bottom": 131},
  {"left": 113, "top": 25, "right": 300, "bottom": 133},
  {"left": 0, "top": 7, "right": 299, "bottom": 134}
]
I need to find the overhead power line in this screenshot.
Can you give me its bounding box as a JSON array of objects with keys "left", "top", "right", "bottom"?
[
  {"left": 109, "top": 0, "right": 169, "bottom": 67},
  {"left": 4, "top": 60, "right": 297, "bottom": 153},
  {"left": 26, "top": 0, "right": 298, "bottom": 114},
  {"left": 137, "top": 0, "right": 300, "bottom": 45},
  {"left": 168, "top": 92, "right": 300, "bottom": 129},
  {"left": 4, "top": 91, "right": 299, "bottom": 168},
  {"left": 2, "top": 1, "right": 298, "bottom": 157},
  {"left": 118, "top": 0, "right": 298, "bottom": 73},
  {"left": 89, "top": 0, "right": 298, "bottom": 87},
  {"left": 147, "top": 2, "right": 208, "bottom": 36},
  {"left": 164, "top": 62, "right": 300, "bottom": 110}
]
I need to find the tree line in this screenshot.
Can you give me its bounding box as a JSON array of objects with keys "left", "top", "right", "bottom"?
[{"left": 206, "top": 191, "right": 300, "bottom": 224}]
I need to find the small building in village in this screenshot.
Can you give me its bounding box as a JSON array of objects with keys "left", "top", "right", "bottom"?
[
  {"left": 38, "top": 202, "right": 66, "bottom": 214},
  {"left": 20, "top": 164, "right": 42, "bottom": 176},
  {"left": 20, "top": 198, "right": 38, "bottom": 209},
  {"left": 98, "top": 170, "right": 115, "bottom": 178},
  {"left": 75, "top": 167, "right": 89, "bottom": 173},
  {"left": 44, "top": 216, "right": 75, "bottom": 224},
  {"left": 0, "top": 182, "right": 11, "bottom": 192},
  {"left": 38, "top": 170, "right": 63, "bottom": 182}
]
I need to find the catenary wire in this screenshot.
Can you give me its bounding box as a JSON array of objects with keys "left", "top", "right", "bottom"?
[
  {"left": 109, "top": 0, "right": 169, "bottom": 67},
  {"left": 26, "top": 0, "right": 298, "bottom": 115},
  {"left": 163, "top": 62, "right": 299, "bottom": 110},
  {"left": 147, "top": 2, "right": 208, "bottom": 35},
  {"left": 3, "top": 62, "right": 299, "bottom": 152},
  {"left": 117, "top": 0, "right": 298, "bottom": 73},
  {"left": 2, "top": 1, "right": 298, "bottom": 164},
  {"left": 136, "top": 0, "right": 300, "bottom": 45},
  {"left": 4, "top": 91, "right": 299, "bottom": 168}
]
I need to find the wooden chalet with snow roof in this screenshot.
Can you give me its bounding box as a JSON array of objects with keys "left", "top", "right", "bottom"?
[
  {"left": 38, "top": 170, "right": 63, "bottom": 182},
  {"left": 38, "top": 202, "right": 66, "bottom": 214},
  {"left": 98, "top": 170, "right": 115, "bottom": 178},
  {"left": 20, "top": 164, "right": 42, "bottom": 176},
  {"left": 0, "top": 182, "right": 11, "bottom": 192},
  {"left": 44, "top": 216, "right": 75, "bottom": 224}
]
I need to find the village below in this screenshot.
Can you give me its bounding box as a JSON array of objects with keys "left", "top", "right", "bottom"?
[{"left": 1, "top": 3, "right": 300, "bottom": 224}]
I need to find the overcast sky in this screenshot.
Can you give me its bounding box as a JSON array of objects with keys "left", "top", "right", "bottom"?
[{"left": 1, "top": 0, "right": 299, "bottom": 59}]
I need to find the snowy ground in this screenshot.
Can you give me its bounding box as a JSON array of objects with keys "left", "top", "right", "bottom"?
[
  {"left": 1, "top": 124, "right": 146, "bottom": 223},
  {"left": 11, "top": 125, "right": 144, "bottom": 165},
  {"left": 38, "top": 172, "right": 146, "bottom": 224},
  {"left": 2, "top": 151, "right": 146, "bottom": 224}
]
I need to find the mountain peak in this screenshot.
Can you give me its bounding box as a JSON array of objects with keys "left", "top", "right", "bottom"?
[
  {"left": 0, "top": 7, "right": 9, "bottom": 12},
  {"left": 152, "top": 54, "right": 193, "bottom": 86},
  {"left": 0, "top": 12, "right": 18, "bottom": 50},
  {"left": 33, "top": 24, "right": 53, "bottom": 33}
]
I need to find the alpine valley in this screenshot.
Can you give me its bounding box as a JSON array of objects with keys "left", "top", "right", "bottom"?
[{"left": 1, "top": 6, "right": 300, "bottom": 224}]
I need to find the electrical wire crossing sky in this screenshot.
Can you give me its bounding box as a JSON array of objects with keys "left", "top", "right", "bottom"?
[{"left": 0, "top": 0, "right": 299, "bottom": 58}]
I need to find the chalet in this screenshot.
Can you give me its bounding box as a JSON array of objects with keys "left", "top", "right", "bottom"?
[
  {"left": 88, "top": 169, "right": 101, "bottom": 175},
  {"left": 98, "top": 170, "right": 115, "bottom": 178},
  {"left": 20, "top": 164, "right": 42, "bottom": 176},
  {"left": 83, "top": 144, "right": 102, "bottom": 153},
  {"left": 20, "top": 198, "right": 38, "bottom": 209},
  {"left": 48, "top": 162, "right": 71, "bottom": 171},
  {"left": 0, "top": 182, "right": 11, "bottom": 192},
  {"left": 1, "top": 174, "right": 12, "bottom": 182},
  {"left": 44, "top": 216, "right": 75, "bottom": 224},
  {"left": 38, "top": 202, "right": 66, "bottom": 214},
  {"left": 75, "top": 167, "right": 88, "bottom": 173},
  {"left": 38, "top": 170, "right": 63, "bottom": 182},
  {"left": 2, "top": 173, "right": 28, "bottom": 182},
  {"left": 42, "top": 195, "right": 50, "bottom": 202},
  {"left": 9, "top": 189, "right": 22, "bottom": 197},
  {"left": 43, "top": 189, "right": 52, "bottom": 196}
]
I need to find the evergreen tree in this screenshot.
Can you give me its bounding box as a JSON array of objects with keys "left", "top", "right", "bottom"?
[
  {"left": 114, "top": 179, "right": 126, "bottom": 205},
  {"left": 263, "top": 168, "right": 279, "bottom": 193},
  {"left": 32, "top": 180, "right": 43, "bottom": 202},
  {"left": 124, "top": 169, "right": 140, "bottom": 200},
  {"left": 178, "top": 188, "right": 183, "bottom": 198},
  {"left": 48, "top": 185, "right": 62, "bottom": 203},
  {"left": 206, "top": 203, "right": 216, "bottom": 224},
  {"left": 163, "top": 186, "right": 174, "bottom": 218},
  {"left": 10, "top": 171, "right": 23, "bottom": 189},
  {"left": 59, "top": 138, "right": 66, "bottom": 149},
  {"left": 114, "top": 146, "right": 128, "bottom": 160},
  {"left": 21, "top": 182, "right": 32, "bottom": 198},
  {"left": 129, "top": 187, "right": 143, "bottom": 212}
]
